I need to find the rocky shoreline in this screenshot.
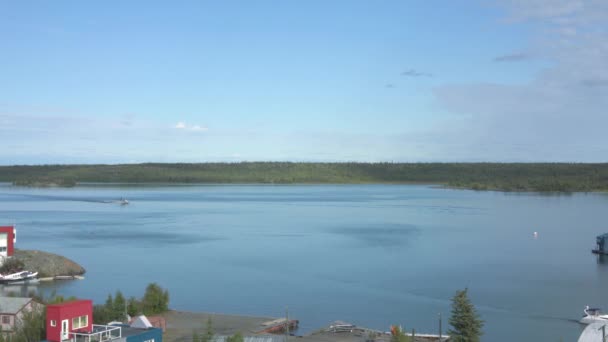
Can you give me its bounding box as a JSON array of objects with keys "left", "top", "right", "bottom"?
[{"left": 13, "top": 249, "right": 86, "bottom": 278}]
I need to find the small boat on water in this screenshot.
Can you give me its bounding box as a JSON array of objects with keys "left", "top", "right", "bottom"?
[
  {"left": 258, "top": 319, "right": 299, "bottom": 334},
  {"left": 580, "top": 306, "right": 608, "bottom": 324},
  {"left": 120, "top": 198, "right": 129, "bottom": 205},
  {"left": 0, "top": 270, "right": 39, "bottom": 284}
]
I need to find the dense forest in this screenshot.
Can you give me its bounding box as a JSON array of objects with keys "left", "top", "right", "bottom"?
[{"left": 1, "top": 162, "right": 608, "bottom": 192}]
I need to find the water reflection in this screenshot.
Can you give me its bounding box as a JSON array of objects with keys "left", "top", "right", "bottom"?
[
  {"left": 596, "top": 254, "right": 608, "bottom": 266},
  {"left": 0, "top": 284, "right": 38, "bottom": 297}
]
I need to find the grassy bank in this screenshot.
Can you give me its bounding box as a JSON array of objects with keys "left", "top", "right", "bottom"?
[{"left": 1, "top": 162, "right": 608, "bottom": 192}]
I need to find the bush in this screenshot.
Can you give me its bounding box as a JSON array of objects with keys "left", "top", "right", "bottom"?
[{"left": 0, "top": 258, "right": 25, "bottom": 274}]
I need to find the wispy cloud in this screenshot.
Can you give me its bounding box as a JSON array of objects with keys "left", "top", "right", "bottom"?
[
  {"left": 493, "top": 53, "right": 529, "bottom": 62},
  {"left": 429, "top": 0, "right": 608, "bottom": 161},
  {"left": 582, "top": 79, "right": 608, "bottom": 88},
  {"left": 401, "top": 69, "right": 432, "bottom": 77},
  {"left": 385, "top": 83, "right": 396, "bottom": 88},
  {"left": 174, "top": 121, "right": 208, "bottom": 132},
  {"left": 191, "top": 125, "right": 208, "bottom": 131}
]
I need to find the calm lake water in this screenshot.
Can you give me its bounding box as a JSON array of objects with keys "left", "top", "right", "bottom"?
[{"left": 1, "top": 183, "right": 607, "bottom": 341}]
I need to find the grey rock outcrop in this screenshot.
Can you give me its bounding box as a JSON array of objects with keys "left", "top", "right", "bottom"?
[{"left": 13, "top": 249, "right": 85, "bottom": 277}]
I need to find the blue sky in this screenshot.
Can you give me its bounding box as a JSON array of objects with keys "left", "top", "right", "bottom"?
[{"left": 1, "top": 0, "right": 607, "bottom": 164}]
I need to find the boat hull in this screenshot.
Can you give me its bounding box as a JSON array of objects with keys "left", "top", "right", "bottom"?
[
  {"left": 580, "top": 315, "right": 608, "bottom": 324},
  {"left": 0, "top": 271, "right": 39, "bottom": 284},
  {"left": 258, "top": 320, "right": 299, "bottom": 334}
]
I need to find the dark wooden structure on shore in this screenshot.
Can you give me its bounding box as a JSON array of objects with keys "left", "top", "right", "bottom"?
[{"left": 592, "top": 233, "right": 608, "bottom": 255}]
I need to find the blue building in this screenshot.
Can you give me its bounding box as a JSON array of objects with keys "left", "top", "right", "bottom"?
[
  {"left": 111, "top": 325, "right": 163, "bottom": 342},
  {"left": 109, "top": 315, "right": 163, "bottom": 342}
]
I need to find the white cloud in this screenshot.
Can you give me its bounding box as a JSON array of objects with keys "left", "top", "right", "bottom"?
[
  {"left": 174, "top": 121, "right": 208, "bottom": 132},
  {"left": 191, "top": 125, "right": 208, "bottom": 132}
]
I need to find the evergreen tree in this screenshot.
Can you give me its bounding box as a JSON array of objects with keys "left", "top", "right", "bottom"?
[
  {"left": 105, "top": 294, "right": 114, "bottom": 311},
  {"left": 113, "top": 291, "right": 126, "bottom": 321},
  {"left": 202, "top": 317, "right": 214, "bottom": 342},
  {"left": 127, "top": 296, "right": 140, "bottom": 317},
  {"left": 142, "top": 283, "right": 170, "bottom": 315},
  {"left": 448, "top": 288, "right": 484, "bottom": 342},
  {"left": 93, "top": 304, "right": 110, "bottom": 324}
]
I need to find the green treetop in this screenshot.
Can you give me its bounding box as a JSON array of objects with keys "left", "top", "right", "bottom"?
[{"left": 448, "top": 288, "right": 484, "bottom": 342}]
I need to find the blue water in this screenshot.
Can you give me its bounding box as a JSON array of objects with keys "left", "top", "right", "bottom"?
[{"left": 1, "top": 183, "right": 607, "bottom": 341}]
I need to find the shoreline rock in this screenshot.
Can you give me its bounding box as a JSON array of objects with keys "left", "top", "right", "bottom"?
[{"left": 13, "top": 249, "right": 85, "bottom": 278}]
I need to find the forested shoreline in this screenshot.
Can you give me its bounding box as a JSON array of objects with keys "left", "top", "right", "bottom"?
[{"left": 1, "top": 162, "right": 608, "bottom": 192}]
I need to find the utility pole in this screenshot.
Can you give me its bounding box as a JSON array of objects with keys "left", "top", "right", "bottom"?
[
  {"left": 438, "top": 313, "right": 442, "bottom": 341},
  {"left": 285, "top": 306, "right": 289, "bottom": 342}
]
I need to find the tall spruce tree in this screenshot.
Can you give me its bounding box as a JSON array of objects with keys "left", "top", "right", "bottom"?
[
  {"left": 127, "top": 296, "right": 140, "bottom": 317},
  {"left": 113, "top": 291, "right": 126, "bottom": 321},
  {"left": 203, "top": 317, "right": 215, "bottom": 342},
  {"left": 448, "top": 288, "right": 484, "bottom": 342}
]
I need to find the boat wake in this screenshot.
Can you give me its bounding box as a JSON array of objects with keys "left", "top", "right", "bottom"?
[{"left": 1, "top": 193, "right": 129, "bottom": 205}]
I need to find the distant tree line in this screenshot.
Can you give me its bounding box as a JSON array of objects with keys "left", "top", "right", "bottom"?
[
  {"left": 2, "top": 162, "right": 608, "bottom": 192},
  {"left": 94, "top": 283, "right": 170, "bottom": 323}
]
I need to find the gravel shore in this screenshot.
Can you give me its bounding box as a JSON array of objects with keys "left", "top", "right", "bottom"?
[
  {"left": 163, "top": 310, "right": 277, "bottom": 342},
  {"left": 162, "top": 311, "right": 446, "bottom": 342}
]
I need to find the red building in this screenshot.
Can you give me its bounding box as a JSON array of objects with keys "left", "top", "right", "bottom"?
[
  {"left": 46, "top": 300, "right": 93, "bottom": 342},
  {"left": 0, "top": 226, "right": 16, "bottom": 263}
]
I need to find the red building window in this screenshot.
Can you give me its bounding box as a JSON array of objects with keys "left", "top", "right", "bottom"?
[{"left": 72, "top": 315, "right": 88, "bottom": 329}]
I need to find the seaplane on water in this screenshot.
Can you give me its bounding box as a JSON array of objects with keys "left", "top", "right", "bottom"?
[{"left": 581, "top": 306, "right": 608, "bottom": 324}]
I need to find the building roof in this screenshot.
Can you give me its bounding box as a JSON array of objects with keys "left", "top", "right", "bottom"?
[
  {"left": 0, "top": 297, "right": 32, "bottom": 314},
  {"left": 109, "top": 324, "right": 161, "bottom": 338},
  {"left": 47, "top": 299, "right": 92, "bottom": 309},
  {"left": 131, "top": 315, "right": 153, "bottom": 329},
  {"left": 578, "top": 322, "right": 607, "bottom": 341}
]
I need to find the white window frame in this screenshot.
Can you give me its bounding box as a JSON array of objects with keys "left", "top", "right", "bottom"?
[
  {"left": 50, "top": 319, "right": 57, "bottom": 327},
  {"left": 72, "top": 315, "right": 88, "bottom": 329}
]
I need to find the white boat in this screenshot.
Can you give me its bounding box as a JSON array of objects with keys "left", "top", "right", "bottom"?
[
  {"left": 329, "top": 321, "right": 356, "bottom": 332},
  {"left": 120, "top": 198, "right": 129, "bottom": 205},
  {"left": 580, "top": 306, "right": 608, "bottom": 324},
  {"left": 0, "top": 270, "right": 39, "bottom": 284}
]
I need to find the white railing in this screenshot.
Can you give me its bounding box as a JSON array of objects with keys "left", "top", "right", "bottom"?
[{"left": 69, "top": 324, "right": 122, "bottom": 342}]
